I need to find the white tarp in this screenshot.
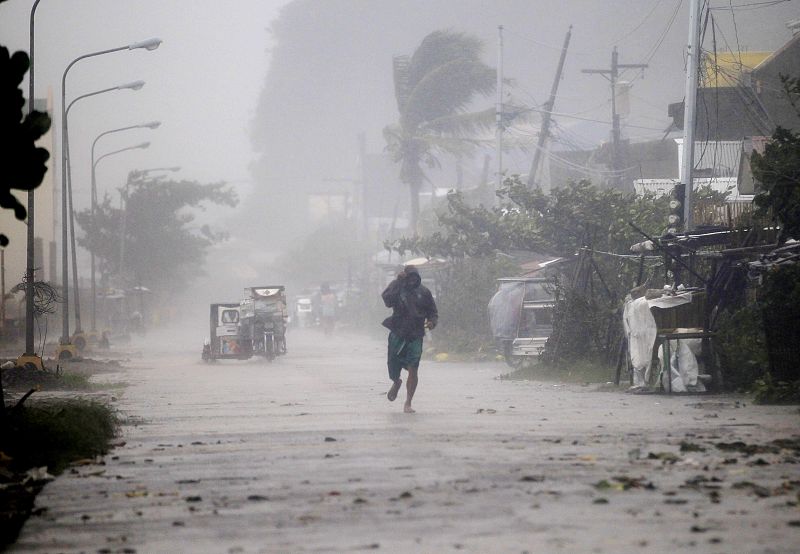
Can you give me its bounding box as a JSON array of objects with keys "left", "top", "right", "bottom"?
[
  {"left": 647, "top": 291, "right": 692, "bottom": 309},
  {"left": 659, "top": 337, "right": 704, "bottom": 393},
  {"left": 623, "top": 296, "right": 658, "bottom": 388},
  {"left": 623, "top": 291, "right": 703, "bottom": 391}
]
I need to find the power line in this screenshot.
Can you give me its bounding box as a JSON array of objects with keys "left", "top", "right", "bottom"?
[
  {"left": 644, "top": 0, "right": 685, "bottom": 64},
  {"left": 609, "top": 0, "right": 667, "bottom": 46},
  {"left": 507, "top": 128, "right": 640, "bottom": 176},
  {"left": 710, "top": 0, "right": 791, "bottom": 10},
  {"left": 520, "top": 104, "right": 665, "bottom": 130},
  {"left": 624, "top": 0, "right": 684, "bottom": 92},
  {"left": 728, "top": 0, "right": 745, "bottom": 68}
]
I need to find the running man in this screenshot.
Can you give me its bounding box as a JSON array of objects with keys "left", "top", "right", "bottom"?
[{"left": 381, "top": 265, "right": 438, "bottom": 413}]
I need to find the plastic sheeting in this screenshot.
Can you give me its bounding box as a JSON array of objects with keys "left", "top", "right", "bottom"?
[
  {"left": 622, "top": 296, "right": 658, "bottom": 388},
  {"left": 647, "top": 291, "right": 693, "bottom": 309},
  {"left": 659, "top": 338, "right": 705, "bottom": 393},
  {"left": 488, "top": 281, "right": 525, "bottom": 340},
  {"left": 624, "top": 289, "right": 706, "bottom": 391}
]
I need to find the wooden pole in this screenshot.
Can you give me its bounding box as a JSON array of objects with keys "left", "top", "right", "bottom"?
[{"left": 528, "top": 26, "right": 572, "bottom": 190}]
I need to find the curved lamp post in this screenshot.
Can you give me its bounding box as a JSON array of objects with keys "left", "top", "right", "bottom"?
[
  {"left": 89, "top": 126, "right": 160, "bottom": 331},
  {"left": 23, "top": 0, "right": 43, "bottom": 360},
  {"left": 59, "top": 38, "right": 161, "bottom": 350},
  {"left": 64, "top": 81, "right": 147, "bottom": 337}
]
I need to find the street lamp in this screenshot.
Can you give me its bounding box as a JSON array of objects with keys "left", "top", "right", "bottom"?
[
  {"left": 63, "top": 81, "right": 147, "bottom": 340},
  {"left": 90, "top": 128, "right": 160, "bottom": 331},
  {"left": 66, "top": 81, "right": 145, "bottom": 118},
  {"left": 20, "top": 0, "right": 43, "bottom": 368},
  {"left": 58, "top": 38, "right": 162, "bottom": 358}
]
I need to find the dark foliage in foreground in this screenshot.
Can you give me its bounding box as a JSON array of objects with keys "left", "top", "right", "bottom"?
[
  {"left": 3, "top": 399, "right": 118, "bottom": 474},
  {"left": 0, "top": 399, "right": 118, "bottom": 548},
  {"left": 0, "top": 44, "right": 51, "bottom": 247}
]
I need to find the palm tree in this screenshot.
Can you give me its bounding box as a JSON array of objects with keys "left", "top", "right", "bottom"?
[{"left": 384, "top": 30, "right": 496, "bottom": 234}]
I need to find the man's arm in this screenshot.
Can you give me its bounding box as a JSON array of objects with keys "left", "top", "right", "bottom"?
[
  {"left": 381, "top": 278, "right": 403, "bottom": 308},
  {"left": 423, "top": 289, "right": 438, "bottom": 329}
]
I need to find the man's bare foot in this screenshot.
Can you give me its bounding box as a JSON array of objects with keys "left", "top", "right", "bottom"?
[
  {"left": 403, "top": 403, "right": 415, "bottom": 413},
  {"left": 387, "top": 379, "right": 402, "bottom": 401}
]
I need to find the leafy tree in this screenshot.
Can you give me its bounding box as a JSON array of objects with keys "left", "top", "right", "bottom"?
[
  {"left": 742, "top": 75, "right": 800, "bottom": 394},
  {"left": 751, "top": 127, "right": 800, "bottom": 240},
  {"left": 0, "top": 45, "right": 51, "bottom": 246},
  {"left": 751, "top": 74, "right": 800, "bottom": 240},
  {"left": 75, "top": 176, "right": 237, "bottom": 295},
  {"left": 384, "top": 30, "right": 496, "bottom": 234},
  {"left": 391, "top": 176, "right": 670, "bottom": 260},
  {"left": 0, "top": 32, "right": 52, "bottom": 429},
  {"left": 389, "top": 176, "right": 673, "bottom": 360}
]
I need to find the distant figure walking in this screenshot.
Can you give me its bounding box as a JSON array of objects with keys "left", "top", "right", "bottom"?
[
  {"left": 381, "top": 265, "right": 438, "bottom": 413},
  {"left": 319, "top": 283, "right": 337, "bottom": 335}
]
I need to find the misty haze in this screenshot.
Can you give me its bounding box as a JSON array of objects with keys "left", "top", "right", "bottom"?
[{"left": 1, "top": 0, "right": 799, "bottom": 552}]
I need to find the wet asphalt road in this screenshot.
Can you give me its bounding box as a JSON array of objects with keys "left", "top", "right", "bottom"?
[{"left": 11, "top": 329, "right": 800, "bottom": 553}]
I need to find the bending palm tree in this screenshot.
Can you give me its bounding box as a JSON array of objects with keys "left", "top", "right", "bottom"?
[{"left": 384, "top": 30, "right": 496, "bottom": 234}]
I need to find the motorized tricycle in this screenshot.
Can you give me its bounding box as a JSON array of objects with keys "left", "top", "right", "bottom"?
[
  {"left": 201, "top": 286, "right": 288, "bottom": 362},
  {"left": 202, "top": 303, "right": 249, "bottom": 361},
  {"left": 488, "top": 277, "right": 555, "bottom": 368},
  {"left": 239, "top": 286, "right": 288, "bottom": 361}
]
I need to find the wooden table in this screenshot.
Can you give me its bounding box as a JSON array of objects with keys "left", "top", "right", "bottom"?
[{"left": 655, "top": 330, "right": 715, "bottom": 394}]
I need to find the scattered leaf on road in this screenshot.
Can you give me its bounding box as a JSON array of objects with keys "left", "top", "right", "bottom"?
[{"left": 648, "top": 452, "right": 680, "bottom": 463}]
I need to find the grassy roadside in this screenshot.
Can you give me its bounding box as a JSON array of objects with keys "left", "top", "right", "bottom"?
[
  {"left": 0, "top": 360, "right": 123, "bottom": 550},
  {"left": 499, "top": 359, "right": 619, "bottom": 385}
]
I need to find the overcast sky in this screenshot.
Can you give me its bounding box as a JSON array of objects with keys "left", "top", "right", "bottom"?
[
  {"left": 3, "top": 0, "right": 797, "bottom": 216},
  {"left": 0, "top": 0, "right": 287, "bottom": 212},
  {"left": 2, "top": 0, "right": 798, "bottom": 301}
]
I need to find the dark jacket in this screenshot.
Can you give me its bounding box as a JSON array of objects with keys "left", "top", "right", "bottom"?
[{"left": 381, "top": 270, "right": 438, "bottom": 339}]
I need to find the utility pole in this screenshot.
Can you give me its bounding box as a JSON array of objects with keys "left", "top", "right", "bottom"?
[
  {"left": 582, "top": 47, "right": 647, "bottom": 189},
  {"left": 681, "top": 0, "right": 702, "bottom": 231},
  {"left": 495, "top": 25, "right": 504, "bottom": 194},
  {"left": 528, "top": 25, "right": 572, "bottom": 190}
]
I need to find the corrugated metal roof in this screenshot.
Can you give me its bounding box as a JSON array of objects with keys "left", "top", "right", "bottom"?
[{"left": 675, "top": 139, "right": 743, "bottom": 179}]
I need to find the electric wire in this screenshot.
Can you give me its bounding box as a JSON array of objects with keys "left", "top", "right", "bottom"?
[
  {"left": 506, "top": 127, "right": 640, "bottom": 176},
  {"left": 710, "top": 0, "right": 791, "bottom": 11},
  {"left": 608, "top": 0, "right": 667, "bottom": 46}
]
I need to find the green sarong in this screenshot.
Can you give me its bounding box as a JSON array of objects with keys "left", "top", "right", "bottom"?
[{"left": 387, "top": 331, "right": 423, "bottom": 381}]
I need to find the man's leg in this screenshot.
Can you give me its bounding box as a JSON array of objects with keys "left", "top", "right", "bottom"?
[
  {"left": 387, "top": 375, "right": 402, "bottom": 401},
  {"left": 387, "top": 333, "right": 402, "bottom": 401},
  {"left": 404, "top": 365, "right": 418, "bottom": 413}
]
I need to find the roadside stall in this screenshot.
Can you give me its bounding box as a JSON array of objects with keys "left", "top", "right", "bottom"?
[{"left": 623, "top": 287, "right": 713, "bottom": 392}]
